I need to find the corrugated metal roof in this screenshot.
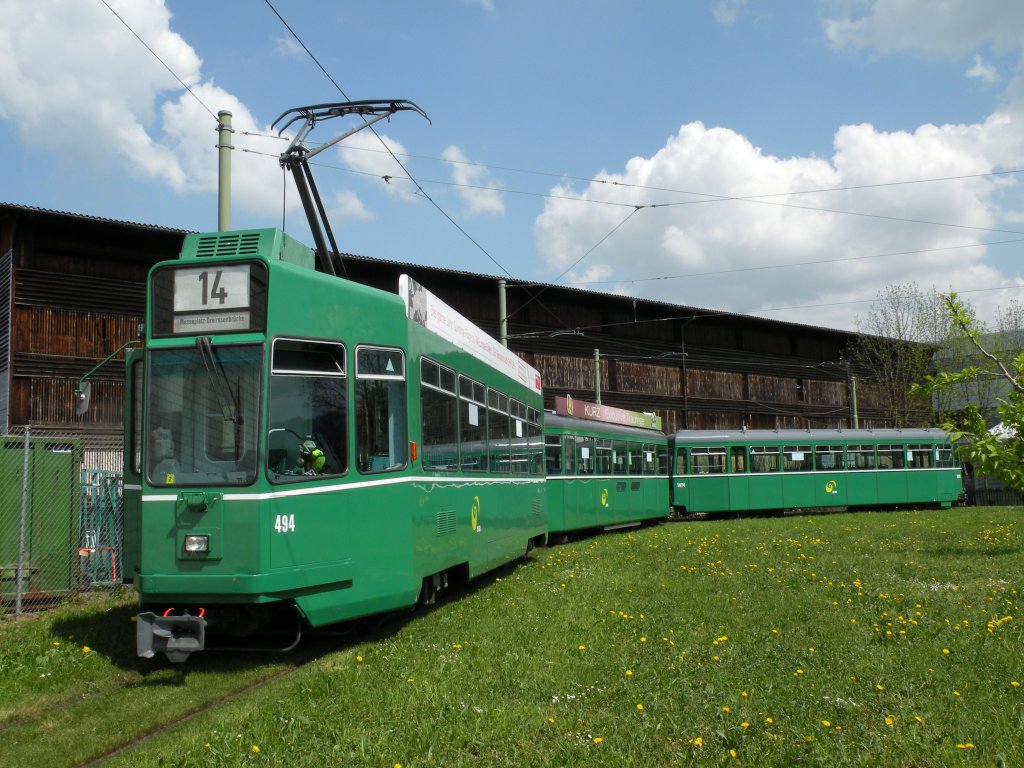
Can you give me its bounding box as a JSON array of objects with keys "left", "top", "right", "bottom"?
[
  {"left": 0, "top": 201, "right": 192, "bottom": 235},
  {"left": 340, "top": 250, "right": 862, "bottom": 340},
  {"left": 1, "top": 201, "right": 861, "bottom": 339}
]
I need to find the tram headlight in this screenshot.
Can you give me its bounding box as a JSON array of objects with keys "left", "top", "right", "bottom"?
[{"left": 184, "top": 535, "right": 210, "bottom": 553}]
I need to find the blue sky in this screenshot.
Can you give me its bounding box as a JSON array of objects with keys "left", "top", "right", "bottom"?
[{"left": 2, "top": 0, "right": 1024, "bottom": 332}]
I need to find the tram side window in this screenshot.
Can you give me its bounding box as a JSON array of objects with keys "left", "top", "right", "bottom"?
[
  {"left": 936, "top": 444, "right": 957, "bottom": 467},
  {"left": 691, "top": 447, "right": 726, "bottom": 474},
  {"left": 545, "top": 433, "right": 563, "bottom": 475},
  {"left": 459, "top": 376, "right": 487, "bottom": 471},
  {"left": 750, "top": 446, "right": 780, "bottom": 473},
  {"left": 267, "top": 339, "right": 346, "bottom": 482},
  {"left": 595, "top": 439, "right": 613, "bottom": 474},
  {"left": 783, "top": 445, "right": 814, "bottom": 472},
  {"left": 815, "top": 445, "right": 845, "bottom": 470},
  {"left": 877, "top": 444, "right": 905, "bottom": 470},
  {"left": 730, "top": 446, "right": 746, "bottom": 473},
  {"left": 848, "top": 444, "right": 875, "bottom": 470},
  {"left": 612, "top": 439, "right": 629, "bottom": 475},
  {"left": 641, "top": 444, "right": 656, "bottom": 475},
  {"left": 420, "top": 358, "right": 458, "bottom": 470},
  {"left": 488, "top": 389, "right": 511, "bottom": 473},
  {"left": 908, "top": 444, "right": 933, "bottom": 468},
  {"left": 509, "top": 399, "right": 529, "bottom": 474},
  {"left": 674, "top": 447, "right": 687, "bottom": 475},
  {"left": 564, "top": 435, "right": 578, "bottom": 475},
  {"left": 577, "top": 436, "right": 596, "bottom": 474},
  {"left": 657, "top": 444, "right": 669, "bottom": 475},
  {"left": 528, "top": 407, "right": 543, "bottom": 475},
  {"left": 130, "top": 359, "right": 143, "bottom": 476},
  {"left": 355, "top": 346, "right": 408, "bottom": 473}
]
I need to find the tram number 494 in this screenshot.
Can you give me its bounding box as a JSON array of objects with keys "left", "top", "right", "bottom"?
[{"left": 274, "top": 514, "right": 296, "bottom": 533}]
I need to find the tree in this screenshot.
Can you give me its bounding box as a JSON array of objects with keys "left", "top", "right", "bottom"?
[
  {"left": 914, "top": 293, "right": 1024, "bottom": 496},
  {"left": 848, "top": 283, "right": 951, "bottom": 427}
]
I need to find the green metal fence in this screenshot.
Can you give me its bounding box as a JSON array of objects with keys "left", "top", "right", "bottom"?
[{"left": 1, "top": 428, "right": 125, "bottom": 618}]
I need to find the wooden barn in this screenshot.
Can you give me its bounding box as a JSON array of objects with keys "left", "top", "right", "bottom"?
[{"left": 0, "top": 202, "right": 892, "bottom": 441}]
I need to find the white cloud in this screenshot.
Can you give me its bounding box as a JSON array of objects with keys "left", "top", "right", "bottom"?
[
  {"left": 273, "top": 36, "right": 306, "bottom": 59},
  {"left": 824, "top": 0, "right": 1024, "bottom": 57},
  {"left": 712, "top": 0, "right": 747, "bottom": 28},
  {"left": 966, "top": 54, "right": 1000, "bottom": 84},
  {"left": 0, "top": 0, "right": 297, "bottom": 224},
  {"left": 337, "top": 130, "right": 420, "bottom": 203},
  {"left": 0, "top": 0, "right": 198, "bottom": 181},
  {"left": 534, "top": 111, "right": 1024, "bottom": 330},
  {"left": 442, "top": 145, "right": 505, "bottom": 217},
  {"left": 329, "top": 189, "right": 375, "bottom": 223}
]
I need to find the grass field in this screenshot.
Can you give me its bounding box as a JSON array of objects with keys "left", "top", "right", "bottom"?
[{"left": 2, "top": 506, "right": 1021, "bottom": 767}]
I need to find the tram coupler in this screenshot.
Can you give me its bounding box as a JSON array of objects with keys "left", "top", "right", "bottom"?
[{"left": 137, "top": 611, "right": 207, "bottom": 663}]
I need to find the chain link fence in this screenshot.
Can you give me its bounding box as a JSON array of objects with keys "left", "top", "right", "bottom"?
[{"left": 1, "top": 427, "right": 127, "bottom": 618}]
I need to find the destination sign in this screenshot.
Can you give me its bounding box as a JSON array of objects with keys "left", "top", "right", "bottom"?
[
  {"left": 151, "top": 261, "right": 267, "bottom": 337},
  {"left": 554, "top": 394, "right": 662, "bottom": 431}
]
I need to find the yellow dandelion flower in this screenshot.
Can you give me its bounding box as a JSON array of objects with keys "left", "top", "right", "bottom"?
[
  {"left": 875, "top": 683, "right": 885, "bottom": 691},
  {"left": 956, "top": 743, "right": 975, "bottom": 750},
  {"left": 548, "top": 717, "right": 555, "bottom": 724},
  {"left": 592, "top": 737, "right": 603, "bottom": 744},
  {"left": 713, "top": 655, "right": 721, "bottom": 662},
  {"left": 884, "top": 715, "right": 895, "bottom": 726},
  {"left": 637, "top": 703, "right": 645, "bottom": 711},
  {"left": 625, "top": 669, "right": 633, "bottom": 677},
  {"left": 356, "top": 655, "right": 363, "bottom": 663},
  {"left": 914, "top": 715, "right": 924, "bottom": 724},
  {"left": 741, "top": 721, "right": 750, "bottom": 729},
  {"left": 1012, "top": 681, "right": 1021, "bottom": 688},
  {"left": 82, "top": 646, "right": 91, "bottom": 654},
  {"left": 942, "top": 648, "right": 951, "bottom": 655},
  {"left": 722, "top": 706, "right": 730, "bottom": 713},
  {"left": 578, "top": 645, "right": 586, "bottom": 651},
  {"left": 52, "top": 642, "right": 60, "bottom": 647},
  {"left": 691, "top": 736, "right": 703, "bottom": 748},
  {"left": 740, "top": 691, "right": 749, "bottom": 698},
  {"left": 730, "top": 748, "right": 738, "bottom": 758},
  {"left": 821, "top": 720, "right": 831, "bottom": 728},
  {"left": 251, "top": 745, "right": 260, "bottom": 753},
  {"left": 765, "top": 717, "right": 774, "bottom": 724},
  {"left": 794, "top": 668, "right": 805, "bottom": 676},
  {"left": 640, "top": 636, "right": 648, "bottom": 643}
]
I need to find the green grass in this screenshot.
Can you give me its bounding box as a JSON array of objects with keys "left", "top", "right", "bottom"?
[{"left": 3, "top": 507, "right": 1022, "bottom": 767}]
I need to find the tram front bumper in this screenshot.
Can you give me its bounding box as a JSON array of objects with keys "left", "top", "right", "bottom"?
[{"left": 137, "top": 611, "right": 207, "bottom": 663}]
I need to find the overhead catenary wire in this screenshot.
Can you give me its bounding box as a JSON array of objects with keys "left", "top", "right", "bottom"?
[
  {"left": 105, "top": 0, "right": 1024, "bottom": 334},
  {"left": 99, "top": 0, "right": 218, "bottom": 122}
]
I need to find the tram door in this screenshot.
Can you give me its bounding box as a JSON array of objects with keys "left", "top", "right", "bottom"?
[
  {"left": 727, "top": 446, "right": 749, "bottom": 511},
  {"left": 686, "top": 446, "right": 731, "bottom": 513}
]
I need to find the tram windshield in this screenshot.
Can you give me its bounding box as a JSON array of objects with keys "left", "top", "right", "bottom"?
[{"left": 146, "top": 344, "right": 262, "bottom": 487}]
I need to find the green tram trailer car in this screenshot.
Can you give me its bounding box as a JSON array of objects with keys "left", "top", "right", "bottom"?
[
  {"left": 669, "top": 428, "right": 964, "bottom": 517},
  {"left": 544, "top": 413, "right": 670, "bottom": 538},
  {"left": 132, "top": 229, "right": 546, "bottom": 662}
]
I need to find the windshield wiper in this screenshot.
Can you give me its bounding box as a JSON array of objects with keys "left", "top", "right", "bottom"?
[{"left": 196, "top": 336, "right": 242, "bottom": 424}]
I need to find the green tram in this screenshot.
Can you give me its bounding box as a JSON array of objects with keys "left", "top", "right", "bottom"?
[
  {"left": 131, "top": 228, "right": 546, "bottom": 661},
  {"left": 544, "top": 413, "right": 670, "bottom": 537},
  {"left": 670, "top": 429, "right": 963, "bottom": 517}
]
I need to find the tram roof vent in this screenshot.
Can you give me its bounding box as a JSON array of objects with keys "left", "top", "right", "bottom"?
[
  {"left": 180, "top": 229, "right": 315, "bottom": 270},
  {"left": 192, "top": 231, "right": 263, "bottom": 258}
]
